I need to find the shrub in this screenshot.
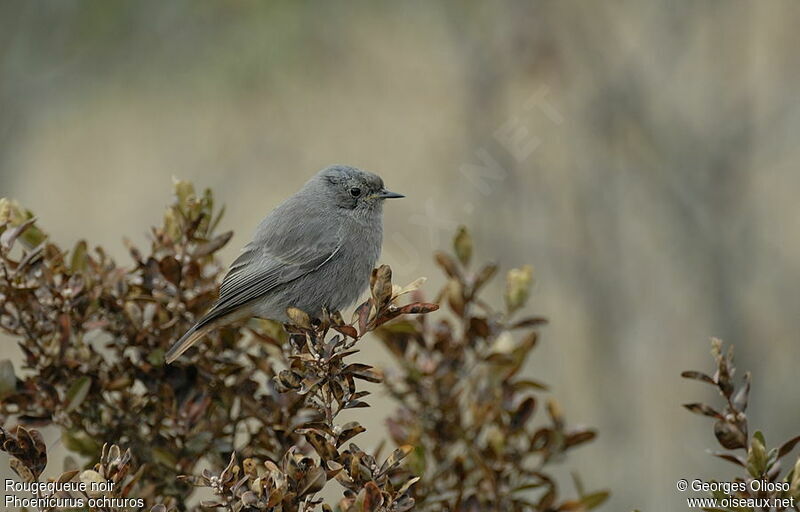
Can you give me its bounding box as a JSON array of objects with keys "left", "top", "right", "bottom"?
[
  {"left": 0, "top": 182, "right": 604, "bottom": 511},
  {"left": 682, "top": 339, "right": 800, "bottom": 510}
]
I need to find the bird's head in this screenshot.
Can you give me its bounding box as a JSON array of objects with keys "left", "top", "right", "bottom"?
[{"left": 314, "top": 165, "right": 404, "bottom": 215}]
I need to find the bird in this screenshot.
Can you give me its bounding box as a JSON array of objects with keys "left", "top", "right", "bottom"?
[{"left": 164, "top": 165, "right": 404, "bottom": 364}]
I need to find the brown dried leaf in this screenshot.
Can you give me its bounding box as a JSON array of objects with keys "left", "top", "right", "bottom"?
[
  {"left": 361, "top": 481, "right": 383, "bottom": 511},
  {"left": 396, "top": 302, "right": 439, "bottom": 315},
  {"left": 434, "top": 251, "right": 461, "bottom": 280},
  {"left": 192, "top": 230, "right": 233, "bottom": 257},
  {"left": 370, "top": 265, "right": 393, "bottom": 308},
  {"left": 304, "top": 431, "right": 338, "bottom": 460},
  {"left": 299, "top": 465, "right": 327, "bottom": 496},
  {"left": 334, "top": 324, "right": 359, "bottom": 339},
  {"left": 711, "top": 452, "right": 746, "bottom": 467},
  {"left": 354, "top": 301, "right": 372, "bottom": 335},
  {"left": 9, "top": 457, "right": 35, "bottom": 482},
  {"left": 510, "top": 397, "right": 536, "bottom": 430},
  {"left": 683, "top": 403, "right": 723, "bottom": 419},
  {"left": 345, "top": 364, "right": 383, "bottom": 383},
  {"left": 379, "top": 445, "right": 413, "bottom": 475},
  {"left": 714, "top": 420, "right": 747, "bottom": 450},
  {"left": 337, "top": 422, "right": 367, "bottom": 447},
  {"left": 159, "top": 256, "right": 182, "bottom": 286},
  {"left": 471, "top": 263, "right": 497, "bottom": 295},
  {"left": 778, "top": 435, "right": 800, "bottom": 460},
  {"left": 564, "top": 430, "right": 597, "bottom": 449}
]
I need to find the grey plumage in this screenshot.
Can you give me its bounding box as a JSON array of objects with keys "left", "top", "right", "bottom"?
[{"left": 165, "top": 165, "right": 403, "bottom": 364}]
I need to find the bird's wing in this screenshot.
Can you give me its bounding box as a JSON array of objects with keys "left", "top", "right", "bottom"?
[{"left": 198, "top": 223, "right": 343, "bottom": 327}]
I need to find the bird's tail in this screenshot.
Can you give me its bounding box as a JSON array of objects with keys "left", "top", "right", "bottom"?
[
  {"left": 165, "top": 323, "right": 212, "bottom": 364},
  {"left": 164, "top": 305, "right": 254, "bottom": 364}
]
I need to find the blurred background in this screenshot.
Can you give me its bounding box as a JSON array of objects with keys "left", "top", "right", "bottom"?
[{"left": 2, "top": 1, "right": 800, "bottom": 510}]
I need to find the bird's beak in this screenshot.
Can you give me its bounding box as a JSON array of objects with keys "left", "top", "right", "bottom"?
[{"left": 374, "top": 189, "right": 405, "bottom": 199}]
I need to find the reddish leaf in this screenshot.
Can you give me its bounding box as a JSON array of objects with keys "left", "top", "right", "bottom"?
[
  {"left": 396, "top": 302, "right": 439, "bottom": 315},
  {"left": 333, "top": 324, "right": 359, "bottom": 339},
  {"left": 362, "top": 481, "right": 383, "bottom": 511},
  {"left": 158, "top": 256, "right": 182, "bottom": 286},
  {"left": 681, "top": 371, "right": 715, "bottom": 385},
  {"left": 354, "top": 301, "right": 372, "bottom": 335},
  {"left": 778, "top": 435, "right": 800, "bottom": 459},
  {"left": 711, "top": 452, "right": 746, "bottom": 467}
]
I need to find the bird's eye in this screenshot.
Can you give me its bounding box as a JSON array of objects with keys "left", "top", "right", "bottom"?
[{"left": 349, "top": 187, "right": 362, "bottom": 197}]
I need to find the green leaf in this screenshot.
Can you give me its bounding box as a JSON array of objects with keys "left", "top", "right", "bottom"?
[
  {"left": 184, "top": 431, "right": 213, "bottom": 454},
  {"left": 147, "top": 348, "right": 165, "bottom": 366},
  {"left": 505, "top": 265, "right": 533, "bottom": 313},
  {"left": 790, "top": 457, "right": 800, "bottom": 498},
  {"left": 163, "top": 208, "right": 181, "bottom": 241},
  {"left": 0, "top": 216, "right": 38, "bottom": 250},
  {"left": 152, "top": 447, "right": 177, "bottom": 468},
  {"left": 581, "top": 491, "right": 610, "bottom": 509},
  {"left": 0, "top": 359, "right": 16, "bottom": 398},
  {"left": 747, "top": 431, "right": 768, "bottom": 478},
  {"left": 62, "top": 430, "right": 101, "bottom": 457},
  {"left": 286, "top": 307, "right": 311, "bottom": 329},
  {"left": 70, "top": 240, "right": 88, "bottom": 273},
  {"left": 64, "top": 376, "right": 91, "bottom": 412},
  {"left": 21, "top": 223, "right": 46, "bottom": 247},
  {"left": 512, "top": 482, "right": 545, "bottom": 492},
  {"left": 173, "top": 177, "right": 195, "bottom": 212},
  {"left": 453, "top": 226, "right": 472, "bottom": 267}
]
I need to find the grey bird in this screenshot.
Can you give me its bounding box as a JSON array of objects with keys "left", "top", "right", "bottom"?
[{"left": 165, "top": 165, "right": 404, "bottom": 364}]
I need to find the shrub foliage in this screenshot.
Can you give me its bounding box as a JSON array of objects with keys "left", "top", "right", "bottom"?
[
  {"left": 0, "top": 182, "right": 605, "bottom": 511},
  {"left": 682, "top": 339, "right": 800, "bottom": 510}
]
